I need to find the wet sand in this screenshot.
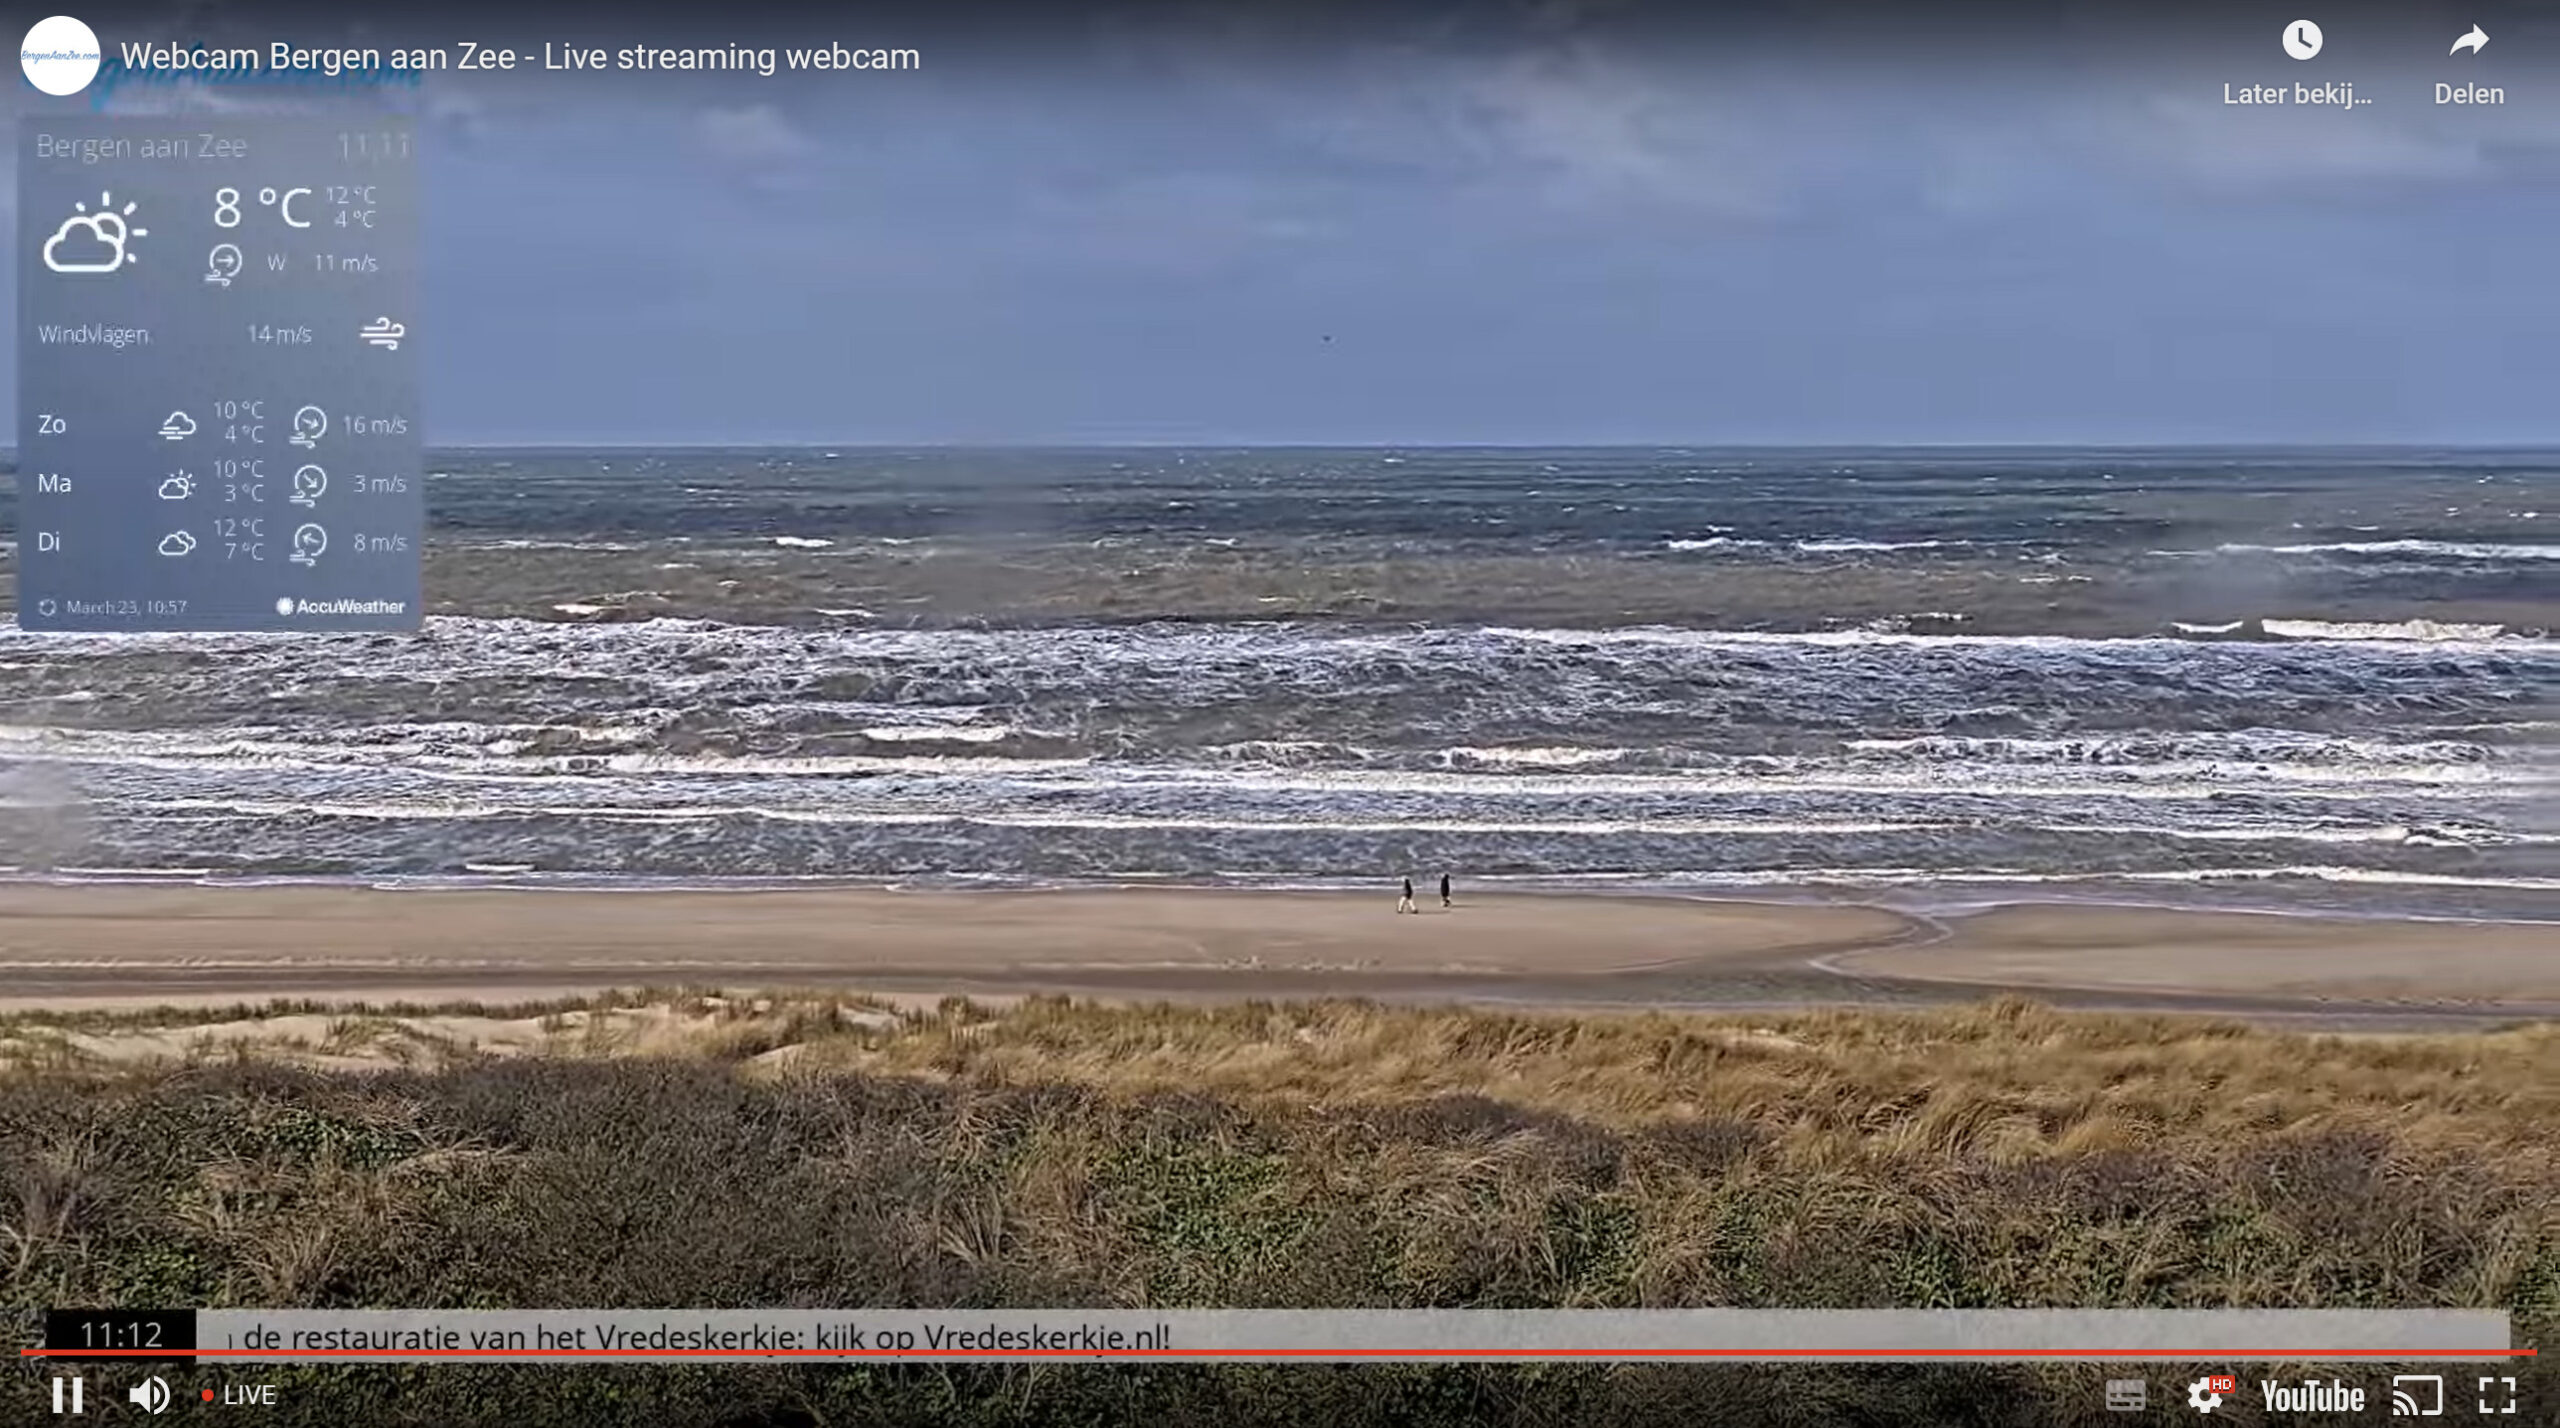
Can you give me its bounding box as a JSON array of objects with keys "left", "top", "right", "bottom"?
[{"left": 0, "top": 884, "right": 2550, "bottom": 1022}]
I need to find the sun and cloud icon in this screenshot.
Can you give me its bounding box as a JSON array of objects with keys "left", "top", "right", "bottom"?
[{"left": 44, "top": 191, "right": 147, "bottom": 274}]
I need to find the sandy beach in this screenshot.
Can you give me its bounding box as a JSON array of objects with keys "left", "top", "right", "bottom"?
[
  {"left": 0, "top": 883, "right": 2550, "bottom": 1020},
  {"left": 1826, "top": 904, "right": 2560, "bottom": 1004}
]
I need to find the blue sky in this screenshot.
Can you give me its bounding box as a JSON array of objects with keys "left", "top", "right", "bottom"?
[{"left": 16, "top": 2, "right": 2560, "bottom": 443}]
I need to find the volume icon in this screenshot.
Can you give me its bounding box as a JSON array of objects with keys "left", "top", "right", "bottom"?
[{"left": 128, "top": 1374, "right": 171, "bottom": 1412}]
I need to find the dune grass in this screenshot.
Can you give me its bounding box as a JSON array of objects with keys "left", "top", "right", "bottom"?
[{"left": 2, "top": 993, "right": 2552, "bottom": 1425}]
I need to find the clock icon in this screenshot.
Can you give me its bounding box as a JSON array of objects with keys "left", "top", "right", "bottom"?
[{"left": 2283, "top": 19, "right": 2323, "bottom": 60}]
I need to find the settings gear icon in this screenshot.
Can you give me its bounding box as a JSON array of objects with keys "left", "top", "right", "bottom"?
[{"left": 2187, "top": 1376, "right": 2225, "bottom": 1414}]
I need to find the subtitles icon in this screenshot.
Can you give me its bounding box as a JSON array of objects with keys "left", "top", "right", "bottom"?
[{"left": 2104, "top": 1378, "right": 2147, "bottom": 1411}]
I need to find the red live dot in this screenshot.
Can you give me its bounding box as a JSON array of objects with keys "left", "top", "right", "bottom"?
[{"left": 201, "top": 1388, "right": 215, "bottom": 1401}]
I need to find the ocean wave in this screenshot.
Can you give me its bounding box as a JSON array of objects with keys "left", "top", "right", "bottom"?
[
  {"left": 2109, "top": 822, "right": 2548, "bottom": 847},
  {"left": 1199, "top": 740, "right": 1363, "bottom": 763},
  {"left": 8, "top": 617, "right": 2537, "bottom": 786},
  {"left": 858, "top": 725, "right": 1015, "bottom": 744},
  {"left": 1660, "top": 536, "right": 1968, "bottom": 555},
  {"left": 1795, "top": 538, "right": 1965, "bottom": 553},
  {"left": 456, "top": 538, "right": 640, "bottom": 552},
  {"left": 2117, "top": 866, "right": 2560, "bottom": 891},
  {"left": 1484, "top": 621, "right": 2538, "bottom": 650},
  {"left": 1837, "top": 732, "right": 2504, "bottom": 766},
  {"left": 0, "top": 719, "right": 661, "bottom": 760},
  {"left": 988, "top": 762, "right": 2529, "bottom": 802},
  {"left": 771, "top": 536, "right": 835, "bottom": 549},
  {"left": 2262, "top": 618, "right": 2510, "bottom": 643},
  {"left": 5, "top": 613, "right": 2546, "bottom": 660},
  {"left": 114, "top": 796, "right": 1962, "bottom": 837},
  {"left": 2218, "top": 540, "right": 2560, "bottom": 561},
  {"left": 96, "top": 790, "right": 2553, "bottom": 852},
  {"left": 44, "top": 758, "right": 2536, "bottom": 810},
  {"left": 1440, "top": 745, "right": 1627, "bottom": 769},
  {"left": 4, "top": 719, "right": 2541, "bottom": 799},
  {"left": 0, "top": 613, "right": 2544, "bottom": 901},
  {"left": 1662, "top": 536, "right": 1769, "bottom": 551}
]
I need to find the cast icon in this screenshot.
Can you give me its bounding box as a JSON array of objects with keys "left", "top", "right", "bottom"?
[{"left": 2392, "top": 1373, "right": 2444, "bottom": 1415}]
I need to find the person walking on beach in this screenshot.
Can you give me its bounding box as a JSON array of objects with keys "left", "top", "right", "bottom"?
[
  {"left": 1439, "top": 873, "right": 1452, "bottom": 909},
  {"left": 1397, "top": 877, "right": 1416, "bottom": 914}
]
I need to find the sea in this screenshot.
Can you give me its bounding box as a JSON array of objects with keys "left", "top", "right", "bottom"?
[{"left": 0, "top": 448, "right": 2552, "bottom": 919}]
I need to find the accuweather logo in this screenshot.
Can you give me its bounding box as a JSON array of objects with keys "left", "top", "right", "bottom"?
[{"left": 22, "top": 15, "right": 101, "bottom": 96}]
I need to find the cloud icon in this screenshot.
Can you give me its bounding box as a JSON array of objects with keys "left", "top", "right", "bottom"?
[
  {"left": 159, "top": 411, "right": 196, "bottom": 440},
  {"left": 44, "top": 214, "right": 124, "bottom": 272},
  {"left": 42, "top": 193, "right": 146, "bottom": 275},
  {"left": 158, "top": 530, "right": 197, "bottom": 557},
  {"left": 157, "top": 475, "right": 195, "bottom": 501}
]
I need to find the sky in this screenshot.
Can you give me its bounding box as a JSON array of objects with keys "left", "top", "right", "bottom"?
[{"left": 14, "top": 1, "right": 2560, "bottom": 445}]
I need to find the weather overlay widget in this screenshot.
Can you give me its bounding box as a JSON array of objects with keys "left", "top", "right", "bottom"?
[{"left": 17, "top": 118, "right": 419, "bottom": 631}]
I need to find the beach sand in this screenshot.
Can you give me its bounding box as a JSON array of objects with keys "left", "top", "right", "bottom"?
[
  {"left": 1829, "top": 904, "right": 2560, "bottom": 1003},
  {"left": 0, "top": 884, "right": 2549, "bottom": 1018}
]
